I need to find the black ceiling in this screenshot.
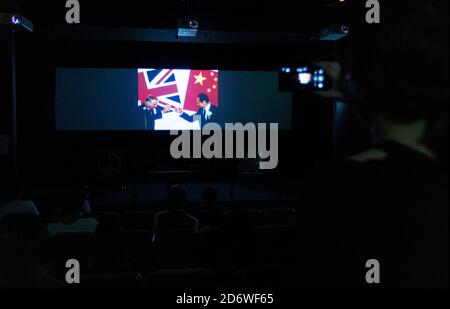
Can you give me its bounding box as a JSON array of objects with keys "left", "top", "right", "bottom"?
[{"left": 2, "top": 0, "right": 359, "bottom": 33}]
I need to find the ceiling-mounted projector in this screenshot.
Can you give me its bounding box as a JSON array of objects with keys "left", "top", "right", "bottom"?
[{"left": 177, "top": 18, "right": 199, "bottom": 37}]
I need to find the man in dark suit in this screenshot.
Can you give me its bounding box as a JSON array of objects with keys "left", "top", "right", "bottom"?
[
  {"left": 176, "top": 93, "right": 219, "bottom": 129},
  {"left": 139, "top": 96, "right": 170, "bottom": 130}
]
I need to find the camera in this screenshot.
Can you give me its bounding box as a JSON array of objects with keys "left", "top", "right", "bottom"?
[{"left": 279, "top": 65, "right": 332, "bottom": 92}]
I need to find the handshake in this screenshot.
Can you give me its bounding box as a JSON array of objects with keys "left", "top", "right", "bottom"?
[
  {"left": 158, "top": 105, "right": 186, "bottom": 115},
  {"left": 173, "top": 107, "right": 184, "bottom": 114}
]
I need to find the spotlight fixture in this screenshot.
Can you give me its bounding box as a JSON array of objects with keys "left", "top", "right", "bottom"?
[{"left": 0, "top": 14, "right": 33, "bottom": 32}]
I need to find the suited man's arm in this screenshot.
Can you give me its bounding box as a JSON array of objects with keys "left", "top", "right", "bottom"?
[
  {"left": 180, "top": 110, "right": 201, "bottom": 123},
  {"left": 154, "top": 107, "right": 164, "bottom": 120}
]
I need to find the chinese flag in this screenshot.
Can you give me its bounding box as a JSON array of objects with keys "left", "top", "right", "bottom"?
[{"left": 183, "top": 70, "right": 219, "bottom": 112}]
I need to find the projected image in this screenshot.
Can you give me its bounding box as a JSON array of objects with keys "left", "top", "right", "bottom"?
[
  {"left": 55, "top": 68, "right": 292, "bottom": 131},
  {"left": 138, "top": 69, "right": 219, "bottom": 130}
]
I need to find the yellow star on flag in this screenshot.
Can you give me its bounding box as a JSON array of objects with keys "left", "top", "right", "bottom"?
[{"left": 194, "top": 72, "right": 207, "bottom": 86}]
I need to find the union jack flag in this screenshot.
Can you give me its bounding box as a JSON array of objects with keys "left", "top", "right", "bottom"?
[{"left": 138, "top": 69, "right": 184, "bottom": 109}]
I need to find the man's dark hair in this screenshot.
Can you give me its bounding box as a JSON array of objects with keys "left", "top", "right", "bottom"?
[
  {"left": 202, "top": 187, "right": 218, "bottom": 203},
  {"left": 168, "top": 184, "right": 188, "bottom": 209},
  {"left": 198, "top": 93, "right": 209, "bottom": 103},
  {"left": 60, "top": 189, "right": 86, "bottom": 216},
  {"left": 344, "top": 0, "right": 449, "bottom": 158},
  {"left": 0, "top": 182, "right": 22, "bottom": 205}
]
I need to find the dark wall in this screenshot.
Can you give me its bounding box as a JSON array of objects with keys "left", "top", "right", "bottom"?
[
  {"left": 14, "top": 31, "right": 335, "bottom": 186},
  {"left": 0, "top": 29, "right": 17, "bottom": 182}
]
